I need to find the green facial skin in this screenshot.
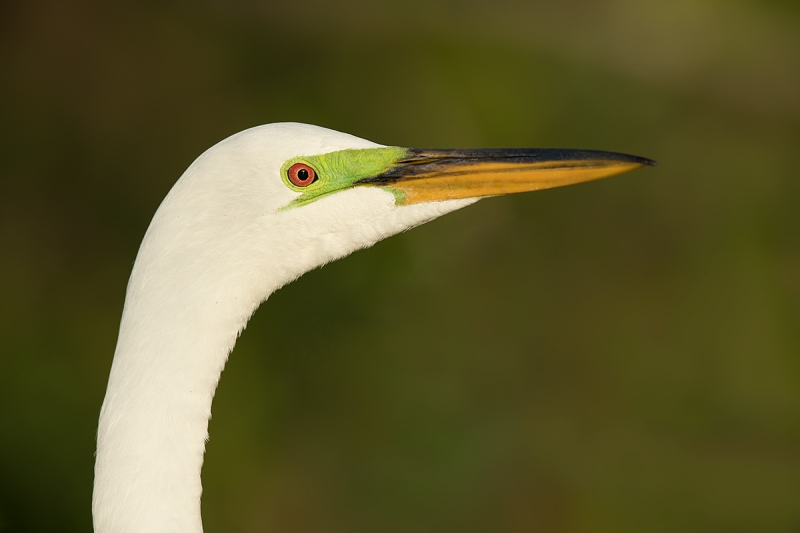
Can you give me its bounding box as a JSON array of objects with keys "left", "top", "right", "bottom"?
[{"left": 280, "top": 146, "right": 407, "bottom": 209}]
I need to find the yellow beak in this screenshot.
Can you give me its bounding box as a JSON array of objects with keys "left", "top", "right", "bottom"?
[{"left": 358, "top": 148, "right": 655, "bottom": 204}]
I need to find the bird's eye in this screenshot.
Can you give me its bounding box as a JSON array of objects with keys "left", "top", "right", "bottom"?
[{"left": 287, "top": 163, "right": 317, "bottom": 187}]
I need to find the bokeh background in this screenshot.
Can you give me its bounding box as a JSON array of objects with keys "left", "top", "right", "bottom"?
[{"left": 2, "top": 0, "right": 800, "bottom": 531}]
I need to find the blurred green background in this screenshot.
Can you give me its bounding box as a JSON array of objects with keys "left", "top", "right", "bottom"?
[{"left": 2, "top": 0, "right": 800, "bottom": 531}]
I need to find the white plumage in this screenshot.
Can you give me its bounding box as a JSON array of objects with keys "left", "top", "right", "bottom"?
[
  {"left": 93, "top": 124, "right": 475, "bottom": 533},
  {"left": 93, "top": 122, "right": 650, "bottom": 532}
]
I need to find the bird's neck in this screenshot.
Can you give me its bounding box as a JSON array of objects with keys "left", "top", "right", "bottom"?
[
  {"left": 92, "top": 185, "right": 474, "bottom": 533},
  {"left": 92, "top": 220, "right": 278, "bottom": 533}
]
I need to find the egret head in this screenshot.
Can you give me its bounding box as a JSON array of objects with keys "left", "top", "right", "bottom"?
[{"left": 141, "top": 122, "right": 653, "bottom": 307}]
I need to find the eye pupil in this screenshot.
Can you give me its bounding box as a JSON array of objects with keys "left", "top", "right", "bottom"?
[{"left": 288, "top": 163, "right": 317, "bottom": 187}]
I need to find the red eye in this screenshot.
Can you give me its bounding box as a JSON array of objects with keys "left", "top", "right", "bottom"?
[{"left": 287, "top": 163, "right": 317, "bottom": 187}]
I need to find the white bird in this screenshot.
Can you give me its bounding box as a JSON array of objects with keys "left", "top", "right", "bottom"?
[{"left": 92, "top": 123, "right": 652, "bottom": 533}]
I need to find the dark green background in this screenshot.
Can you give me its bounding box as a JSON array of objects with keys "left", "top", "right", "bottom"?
[{"left": 2, "top": 0, "right": 799, "bottom": 531}]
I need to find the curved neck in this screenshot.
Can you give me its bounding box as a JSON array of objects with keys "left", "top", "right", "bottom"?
[
  {"left": 93, "top": 275, "right": 256, "bottom": 533},
  {"left": 92, "top": 181, "right": 472, "bottom": 532},
  {"left": 92, "top": 210, "right": 281, "bottom": 533}
]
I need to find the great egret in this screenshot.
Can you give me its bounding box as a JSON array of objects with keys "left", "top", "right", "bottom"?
[{"left": 93, "top": 123, "right": 653, "bottom": 533}]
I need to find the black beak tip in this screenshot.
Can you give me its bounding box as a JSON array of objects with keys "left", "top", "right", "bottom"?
[{"left": 604, "top": 151, "right": 657, "bottom": 167}]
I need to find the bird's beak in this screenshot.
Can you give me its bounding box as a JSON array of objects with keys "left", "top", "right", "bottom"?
[{"left": 356, "top": 148, "right": 655, "bottom": 204}]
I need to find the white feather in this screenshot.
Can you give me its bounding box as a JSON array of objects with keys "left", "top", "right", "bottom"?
[{"left": 93, "top": 123, "right": 476, "bottom": 533}]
